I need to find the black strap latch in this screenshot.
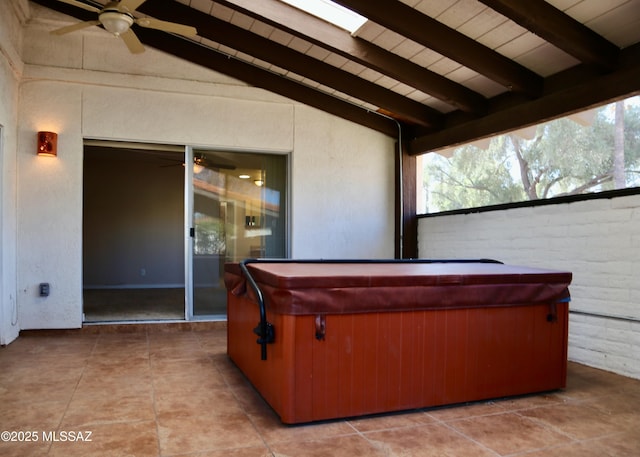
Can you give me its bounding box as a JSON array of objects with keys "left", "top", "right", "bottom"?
[
  {"left": 315, "top": 315, "right": 326, "bottom": 341},
  {"left": 547, "top": 303, "right": 558, "bottom": 323}
]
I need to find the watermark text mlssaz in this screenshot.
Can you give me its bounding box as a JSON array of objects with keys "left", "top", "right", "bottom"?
[{"left": 1, "top": 430, "right": 93, "bottom": 442}]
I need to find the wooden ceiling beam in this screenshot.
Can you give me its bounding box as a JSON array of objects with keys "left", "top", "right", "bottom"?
[
  {"left": 478, "top": 0, "right": 619, "bottom": 71},
  {"left": 334, "top": 0, "right": 543, "bottom": 97},
  {"left": 408, "top": 43, "right": 640, "bottom": 155},
  {"left": 216, "top": 0, "right": 487, "bottom": 114},
  {"left": 138, "top": 0, "right": 442, "bottom": 128}
]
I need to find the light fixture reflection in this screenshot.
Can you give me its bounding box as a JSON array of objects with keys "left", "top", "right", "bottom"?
[{"left": 193, "top": 156, "right": 205, "bottom": 174}]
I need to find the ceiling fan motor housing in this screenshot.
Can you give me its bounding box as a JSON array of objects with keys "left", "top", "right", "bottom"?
[{"left": 99, "top": 10, "right": 134, "bottom": 36}]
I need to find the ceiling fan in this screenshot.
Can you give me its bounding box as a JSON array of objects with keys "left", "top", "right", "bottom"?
[
  {"left": 51, "top": 0, "right": 198, "bottom": 54},
  {"left": 156, "top": 154, "right": 237, "bottom": 173}
]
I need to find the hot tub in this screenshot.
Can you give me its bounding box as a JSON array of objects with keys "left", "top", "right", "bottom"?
[{"left": 225, "top": 259, "right": 571, "bottom": 424}]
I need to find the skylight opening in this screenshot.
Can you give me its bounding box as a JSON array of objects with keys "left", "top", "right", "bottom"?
[{"left": 280, "top": 0, "right": 368, "bottom": 34}]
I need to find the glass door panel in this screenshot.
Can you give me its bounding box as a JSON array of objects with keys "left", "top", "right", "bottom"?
[{"left": 191, "top": 150, "right": 287, "bottom": 317}]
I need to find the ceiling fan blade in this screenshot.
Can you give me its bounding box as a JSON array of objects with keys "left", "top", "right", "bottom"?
[
  {"left": 135, "top": 17, "right": 197, "bottom": 37},
  {"left": 55, "top": 0, "right": 101, "bottom": 13},
  {"left": 51, "top": 20, "right": 100, "bottom": 35},
  {"left": 120, "top": 29, "right": 145, "bottom": 54},
  {"left": 118, "top": 0, "right": 147, "bottom": 13}
]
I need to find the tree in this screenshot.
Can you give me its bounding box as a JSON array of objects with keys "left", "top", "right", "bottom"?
[
  {"left": 613, "top": 100, "right": 626, "bottom": 189},
  {"left": 422, "top": 97, "right": 640, "bottom": 213}
]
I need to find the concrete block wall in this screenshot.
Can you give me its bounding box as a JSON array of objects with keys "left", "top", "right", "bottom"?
[{"left": 418, "top": 193, "right": 640, "bottom": 380}]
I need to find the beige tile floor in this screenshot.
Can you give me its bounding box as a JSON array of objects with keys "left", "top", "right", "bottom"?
[{"left": 1, "top": 324, "right": 639, "bottom": 457}]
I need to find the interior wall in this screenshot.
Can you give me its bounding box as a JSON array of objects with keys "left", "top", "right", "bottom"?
[
  {"left": 12, "top": 5, "right": 395, "bottom": 330},
  {"left": 418, "top": 194, "right": 640, "bottom": 380},
  {"left": 83, "top": 150, "right": 184, "bottom": 288}
]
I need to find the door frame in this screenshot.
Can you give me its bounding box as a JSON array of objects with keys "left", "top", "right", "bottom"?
[
  {"left": 184, "top": 145, "right": 291, "bottom": 320},
  {"left": 184, "top": 145, "right": 194, "bottom": 320}
]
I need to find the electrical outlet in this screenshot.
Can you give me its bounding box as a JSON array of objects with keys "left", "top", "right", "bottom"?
[{"left": 39, "top": 283, "right": 50, "bottom": 297}]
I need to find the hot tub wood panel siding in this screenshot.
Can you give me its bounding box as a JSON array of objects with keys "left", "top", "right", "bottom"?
[{"left": 226, "top": 262, "right": 571, "bottom": 424}]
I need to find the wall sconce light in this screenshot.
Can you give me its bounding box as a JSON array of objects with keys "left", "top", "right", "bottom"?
[
  {"left": 254, "top": 179, "right": 264, "bottom": 187},
  {"left": 37, "top": 131, "right": 58, "bottom": 157}
]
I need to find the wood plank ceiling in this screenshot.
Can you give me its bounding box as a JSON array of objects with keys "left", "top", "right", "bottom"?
[{"left": 31, "top": 0, "right": 640, "bottom": 156}]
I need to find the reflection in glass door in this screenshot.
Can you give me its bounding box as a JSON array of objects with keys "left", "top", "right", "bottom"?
[{"left": 189, "top": 148, "right": 287, "bottom": 317}]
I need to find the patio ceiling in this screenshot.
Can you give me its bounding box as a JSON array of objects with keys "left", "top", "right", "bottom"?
[{"left": 31, "top": 0, "right": 640, "bottom": 155}]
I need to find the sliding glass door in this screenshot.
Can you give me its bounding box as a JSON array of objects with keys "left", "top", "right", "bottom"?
[{"left": 187, "top": 147, "right": 288, "bottom": 318}]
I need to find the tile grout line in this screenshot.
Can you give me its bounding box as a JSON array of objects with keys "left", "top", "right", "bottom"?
[
  {"left": 211, "top": 334, "right": 276, "bottom": 457},
  {"left": 511, "top": 403, "right": 626, "bottom": 446},
  {"left": 437, "top": 420, "right": 503, "bottom": 457},
  {"left": 47, "top": 334, "right": 100, "bottom": 456},
  {"left": 146, "top": 329, "right": 164, "bottom": 457},
  {"left": 181, "top": 328, "right": 275, "bottom": 457},
  {"left": 423, "top": 408, "right": 506, "bottom": 456}
]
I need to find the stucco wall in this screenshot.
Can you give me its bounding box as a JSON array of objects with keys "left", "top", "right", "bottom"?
[
  {"left": 0, "top": 0, "right": 25, "bottom": 345},
  {"left": 11, "top": 5, "right": 395, "bottom": 331},
  {"left": 418, "top": 194, "right": 640, "bottom": 379},
  {"left": 291, "top": 106, "right": 395, "bottom": 258}
]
